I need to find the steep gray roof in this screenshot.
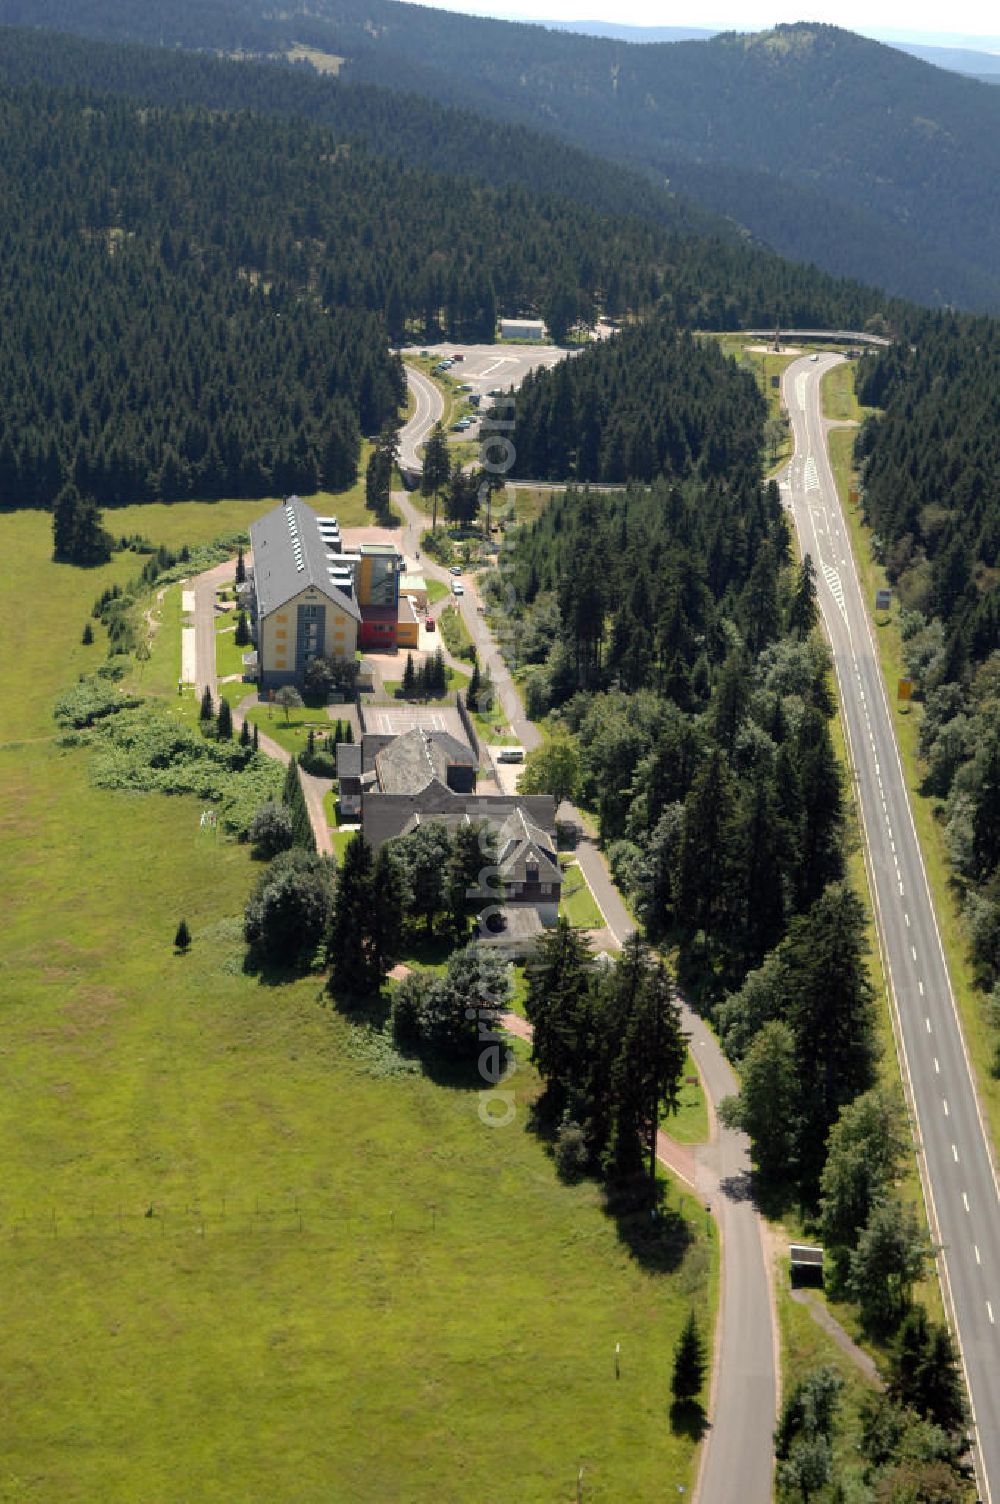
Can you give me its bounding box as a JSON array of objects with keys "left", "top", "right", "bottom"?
[
  {"left": 250, "top": 495, "right": 361, "bottom": 621},
  {"left": 375, "top": 728, "right": 477, "bottom": 796},
  {"left": 497, "top": 808, "right": 561, "bottom": 885}
]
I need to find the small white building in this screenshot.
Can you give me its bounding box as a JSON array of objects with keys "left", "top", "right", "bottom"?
[{"left": 499, "top": 318, "right": 546, "bottom": 342}]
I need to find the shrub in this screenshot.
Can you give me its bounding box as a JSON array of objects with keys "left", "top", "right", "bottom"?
[
  {"left": 554, "top": 1119, "right": 589, "bottom": 1182},
  {"left": 244, "top": 848, "right": 336, "bottom": 968},
  {"left": 248, "top": 801, "right": 294, "bottom": 859}
]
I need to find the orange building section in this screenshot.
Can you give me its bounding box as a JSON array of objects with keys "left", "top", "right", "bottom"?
[{"left": 397, "top": 595, "right": 420, "bottom": 649}]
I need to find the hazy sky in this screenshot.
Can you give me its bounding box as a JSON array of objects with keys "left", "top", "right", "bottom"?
[{"left": 412, "top": 0, "right": 1000, "bottom": 48}]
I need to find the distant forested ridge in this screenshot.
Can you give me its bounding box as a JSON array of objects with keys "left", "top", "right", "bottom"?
[
  {"left": 855, "top": 317, "right": 1000, "bottom": 1023},
  {"left": 6, "top": 3, "right": 1000, "bottom": 309},
  {"left": 0, "top": 23, "right": 892, "bottom": 334},
  {"left": 510, "top": 321, "right": 767, "bottom": 485}
]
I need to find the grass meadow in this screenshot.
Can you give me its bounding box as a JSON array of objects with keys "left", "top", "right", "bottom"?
[{"left": 0, "top": 503, "right": 715, "bottom": 1502}]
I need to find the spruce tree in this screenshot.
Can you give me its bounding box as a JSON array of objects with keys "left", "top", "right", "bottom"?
[
  {"left": 402, "top": 652, "right": 416, "bottom": 699},
  {"left": 282, "top": 758, "right": 315, "bottom": 852},
  {"left": 239, "top": 718, "right": 251, "bottom": 748},
  {"left": 328, "top": 832, "right": 378, "bottom": 998},
  {"left": 199, "top": 685, "right": 214, "bottom": 722},
  {"left": 671, "top": 1312, "right": 706, "bottom": 1404},
  {"left": 235, "top": 547, "right": 246, "bottom": 585},
  {"left": 788, "top": 553, "right": 819, "bottom": 638},
  {"left": 81, "top": 621, "right": 94, "bottom": 645},
  {"left": 234, "top": 610, "right": 249, "bottom": 646},
  {"left": 421, "top": 422, "right": 451, "bottom": 531},
  {"left": 433, "top": 647, "right": 447, "bottom": 696},
  {"left": 174, "top": 918, "right": 192, "bottom": 952},
  {"left": 216, "top": 697, "right": 233, "bottom": 740},
  {"left": 252, "top": 722, "right": 259, "bottom": 752},
  {"left": 345, "top": 722, "right": 354, "bottom": 744}
]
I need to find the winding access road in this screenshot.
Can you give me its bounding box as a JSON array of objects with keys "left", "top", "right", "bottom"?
[
  {"left": 398, "top": 363, "right": 444, "bottom": 475},
  {"left": 784, "top": 353, "right": 1000, "bottom": 1503}
]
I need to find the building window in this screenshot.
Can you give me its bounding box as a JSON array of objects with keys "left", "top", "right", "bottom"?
[{"left": 526, "top": 863, "right": 539, "bottom": 884}]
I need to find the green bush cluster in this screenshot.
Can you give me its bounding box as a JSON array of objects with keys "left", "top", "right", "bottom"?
[
  {"left": 87, "top": 705, "right": 283, "bottom": 837},
  {"left": 54, "top": 675, "right": 141, "bottom": 728}
]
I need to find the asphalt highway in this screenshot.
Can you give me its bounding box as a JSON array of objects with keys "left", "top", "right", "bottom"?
[{"left": 784, "top": 353, "right": 1000, "bottom": 1503}]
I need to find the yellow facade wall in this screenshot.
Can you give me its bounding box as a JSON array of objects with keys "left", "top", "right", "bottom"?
[{"left": 259, "top": 587, "right": 358, "bottom": 680}]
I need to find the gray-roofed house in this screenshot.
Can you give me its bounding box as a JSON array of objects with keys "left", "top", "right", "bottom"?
[
  {"left": 374, "top": 728, "right": 477, "bottom": 797},
  {"left": 496, "top": 808, "right": 562, "bottom": 923},
  {"left": 249, "top": 496, "right": 361, "bottom": 691}
]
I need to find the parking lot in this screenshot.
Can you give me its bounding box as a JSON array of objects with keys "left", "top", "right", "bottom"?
[
  {"left": 361, "top": 703, "right": 471, "bottom": 747},
  {"left": 417, "top": 342, "right": 573, "bottom": 401}
]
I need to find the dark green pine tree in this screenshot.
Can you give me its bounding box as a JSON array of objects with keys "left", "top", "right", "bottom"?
[
  {"left": 252, "top": 722, "right": 260, "bottom": 752},
  {"left": 234, "top": 610, "right": 250, "bottom": 646},
  {"left": 890, "top": 1304, "right": 968, "bottom": 1438},
  {"left": 199, "top": 685, "right": 214, "bottom": 722},
  {"left": 420, "top": 422, "right": 451, "bottom": 532},
  {"left": 671, "top": 1311, "right": 706, "bottom": 1404},
  {"left": 282, "top": 758, "right": 315, "bottom": 851},
  {"left": 81, "top": 621, "right": 94, "bottom": 645},
  {"left": 52, "top": 482, "right": 112, "bottom": 565},
  {"left": 371, "top": 845, "right": 407, "bottom": 978},
  {"left": 174, "top": 918, "right": 192, "bottom": 952},
  {"left": 402, "top": 652, "right": 416, "bottom": 699},
  {"left": 784, "top": 882, "right": 878, "bottom": 1196},
  {"left": 216, "top": 697, "right": 233, "bottom": 740},
  {"left": 328, "top": 832, "right": 379, "bottom": 998},
  {"left": 235, "top": 547, "right": 246, "bottom": 585},
  {"left": 787, "top": 553, "right": 819, "bottom": 638},
  {"left": 676, "top": 749, "right": 738, "bottom": 936},
  {"left": 605, "top": 942, "right": 686, "bottom": 1188},
  {"left": 524, "top": 918, "right": 596, "bottom": 1127},
  {"left": 239, "top": 717, "right": 251, "bottom": 748},
  {"left": 433, "top": 647, "right": 447, "bottom": 697},
  {"left": 795, "top": 708, "right": 844, "bottom": 910}
]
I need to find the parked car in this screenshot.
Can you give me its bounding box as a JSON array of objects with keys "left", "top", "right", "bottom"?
[
  {"left": 452, "top": 582, "right": 465, "bottom": 596},
  {"left": 449, "top": 564, "right": 462, "bottom": 575},
  {"left": 426, "top": 617, "right": 436, "bottom": 631},
  {"left": 451, "top": 353, "right": 465, "bottom": 362}
]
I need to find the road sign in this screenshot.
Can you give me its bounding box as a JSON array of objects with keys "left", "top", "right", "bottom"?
[
  {"left": 898, "top": 677, "right": 913, "bottom": 702},
  {"left": 875, "top": 588, "right": 892, "bottom": 612}
]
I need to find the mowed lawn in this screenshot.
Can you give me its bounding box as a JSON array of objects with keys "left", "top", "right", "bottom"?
[{"left": 0, "top": 506, "right": 715, "bottom": 1503}]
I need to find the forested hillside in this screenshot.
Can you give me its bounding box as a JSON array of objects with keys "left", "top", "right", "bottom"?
[
  {"left": 8, "top": 2, "right": 1000, "bottom": 309},
  {"left": 0, "top": 24, "right": 725, "bottom": 245},
  {"left": 0, "top": 81, "right": 745, "bottom": 512},
  {"left": 855, "top": 320, "right": 1000, "bottom": 1015},
  {"left": 493, "top": 346, "right": 881, "bottom": 1208},
  {"left": 0, "top": 23, "right": 894, "bottom": 334},
  {"left": 511, "top": 321, "right": 767, "bottom": 484}
]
